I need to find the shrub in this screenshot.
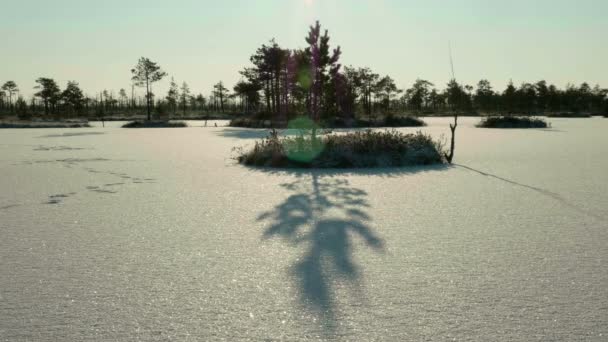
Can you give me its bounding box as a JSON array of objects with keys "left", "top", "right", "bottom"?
[
  {"left": 476, "top": 116, "right": 549, "bottom": 128},
  {"left": 236, "top": 129, "right": 446, "bottom": 168},
  {"left": 122, "top": 120, "right": 187, "bottom": 128}
]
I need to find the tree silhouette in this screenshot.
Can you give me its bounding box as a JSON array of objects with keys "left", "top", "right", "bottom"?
[
  {"left": 180, "top": 82, "right": 190, "bottom": 116},
  {"left": 34, "top": 78, "right": 61, "bottom": 116},
  {"left": 535, "top": 80, "right": 548, "bottom": 113},
  {"left": 233, "top": 80, "right": 262, "bottom": 113},
  {"left": 213, "top": 81, "right": 228, "bottom": 112},
  {"left": 15, "top": 96, "right": 29, "bottom": 119},
  {"left": 503, "top": 80, "right": 517, "bottom": 115},
  {"left": 405, "top": 79, "right": 433, "bottom": 112},
  {"left": 118, "top": 88, "right": 128, "bottom": 109},
  {"left": 195, "top": 94, "right": 206, "bottom": 112},
  {"left": 376, "top": 75, "right": 401, "bottom": 112},
  {"left": 305, "top": 21, "right": 341, "bottom": 121},
  {"left": 1, "top": 81, "right": 19, "bottom": 113},
  {"left": 131, "top": 57, "right": 167, "bottom": 120},
  {"left": 474, "top": 79, "right": 495, "bottom": 112},
  {"left": 0, "top": 90, "right": 6, "bottom": 115},
  {"left": 61, "top": 81, "right": 85, "bottom": 115},
  {"left": 445, "top": 79, "right": 466, "bottom": 163},
  {"left": 166, "top": 78, "right": 179, "bottom": 116}
]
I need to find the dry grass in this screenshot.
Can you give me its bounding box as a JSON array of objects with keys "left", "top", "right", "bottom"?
[{"left": 236, "top": 129, "right": 446, "bottom": 168}]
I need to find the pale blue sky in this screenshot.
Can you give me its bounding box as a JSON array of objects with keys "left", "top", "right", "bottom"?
[{"left": 1, "top": 0, "right": 606, "bottom": 98}]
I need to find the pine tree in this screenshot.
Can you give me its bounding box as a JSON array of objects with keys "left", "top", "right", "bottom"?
[
  {"left": 131, "top": 57, "right": 167, "bottom": 120},
  {"left": 166, "top": 78, "right": 179, "bottom": 116},
  {"left": 1, "top": 81, "right": 19, "bottom": 112},
  {"left": 34, "top": 78, "right": 61, "bottom": 116},
  {"left": 180, "top": 82, "right": 190, "bottom": 116}
]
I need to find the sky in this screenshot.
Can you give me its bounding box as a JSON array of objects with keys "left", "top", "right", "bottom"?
[{"left": 1, "top": 0, "right": 607, "bottom": 98}]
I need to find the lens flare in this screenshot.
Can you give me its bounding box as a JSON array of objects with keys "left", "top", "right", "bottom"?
[{"left": 284, "top": 117, "right": 325, "bottom": 163}]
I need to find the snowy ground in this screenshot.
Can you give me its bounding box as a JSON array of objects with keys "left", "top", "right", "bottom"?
[{"left": 1, "top": 117, "right": 607, "bottom": 341}]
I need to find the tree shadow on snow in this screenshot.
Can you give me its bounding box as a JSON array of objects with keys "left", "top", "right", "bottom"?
[
  {"left": 257, "top": 172, "right": 384, "bottom": 331},
  {"left": 246, "top": 163, "right": 450, "bottom": 179},
  {"left": 247, "top": 164, "right": 451, "bottom": 334},
  {"left": 38, "top": 132, "right": 106, "bottom": 138},
  {"left": 253, "top": 165, "right": 446, "bottom": 334}
]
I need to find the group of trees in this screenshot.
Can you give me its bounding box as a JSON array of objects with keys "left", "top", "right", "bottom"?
[
  {"left": 0, "top": 81, "right": 21, "bottom": 115},
  {"left": 397, "top": 79, "right": 608, "bottom": 115},
  {"left": 130, "top": 57, "right": 263, "bottom": 120},
  {"left": 0, "top": 78, "right": 87, "bottom": 118},
  {"left": 0, "top": 78, "right": 151, "bottom": 119},
  {"left": 0, "top": 57, "right": 234, "bottom": 119},
  {"left": 0, "top": 78, "right": 223, "bottom": 120},
  {"left": 232, "top": 21, "right": 349, "bottom": 122},
  {"left": 230, "top": 21, "right": 417, "bottom": 122},
  {"left": 1, "top": 21, "right": 607, "bottom": 120}
]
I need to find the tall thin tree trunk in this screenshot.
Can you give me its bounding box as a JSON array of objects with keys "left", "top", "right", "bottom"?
[
  {"left": 146, "top": 80, "right": 151, "bottom": 121},
  {"left": 265, "top": 81, "right": 271, "bottom": 113},
  {"left": 445, "top": 113, "right": 458, "bottom": 164},
  {"left": 275, "top": 71, "right": 281, "bottom": 117},
  {"left": 270, "top": 78, "right": 276, "bottom": 115}
]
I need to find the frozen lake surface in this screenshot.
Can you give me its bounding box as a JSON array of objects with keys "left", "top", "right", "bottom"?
[{"left": 1, "top": 117, "right": 607, "bottom": 341}]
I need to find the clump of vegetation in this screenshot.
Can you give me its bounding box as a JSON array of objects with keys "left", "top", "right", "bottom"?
[
  {"left": 229, "top": 115, "right": 426, "bottom": 129},
  {"left": 382, "top": 114, "right": 426, "bottom": 127},
  {"left": 328, "top": 115, "right": 426, "bottom": 128},
  {"left": 476, "top": 116, "right": 549, "bottom": 128},
  {"left": 546, "top": 112, "right": 592, "bottom": 118},
  {"left": 0, "top": 121, "right": 91, "bottom": 128},
  {"left": 236, "top": 129, "right": 445, "bottom": 168},
  {"left": 229, "top": 117, "right": 277, "bottom": 128},
  {"left": 122, "top": 121, "right": 187, "bottom": 128}
]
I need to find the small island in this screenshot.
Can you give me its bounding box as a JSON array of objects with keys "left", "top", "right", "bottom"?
[
  {"left": 0, "top": 120, "right": 91, "bottom": 129},
  {"left": 236, "top": 128, "right": 447, "bottom": 168},
  {"left": 229, "top": 114, "right": 425, "bottom": 129},
  {"left": 476, "top": 116, "right": 549, "bottom": 128},
  {"left": 122, "top": 120, "right": 187, "bottom": 128}
]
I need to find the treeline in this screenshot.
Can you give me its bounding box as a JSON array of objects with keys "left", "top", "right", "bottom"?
[
  {"left": 405, "top": 79, "right": 608, "bottom": 116},
  {"left": 0, "top": 77, "right": 238, "bottom": 120},
  {"left": 1, "top": 20, "right": 607, "bottom": 121},
  {"left": 0, "top": 59, "right": 243, "bottom": 120}
]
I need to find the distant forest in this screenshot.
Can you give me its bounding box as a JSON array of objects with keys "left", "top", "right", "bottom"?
[{"left": 1, "top": 21, "right": 607, "bottom": 121}]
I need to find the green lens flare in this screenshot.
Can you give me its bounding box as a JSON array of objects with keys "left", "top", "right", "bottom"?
[
  {"left": 297, "top": 70, "right": 312, "bottom": 90},
  {"left": 284, "top": 117, "right": 325, "bottom": 163}
]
